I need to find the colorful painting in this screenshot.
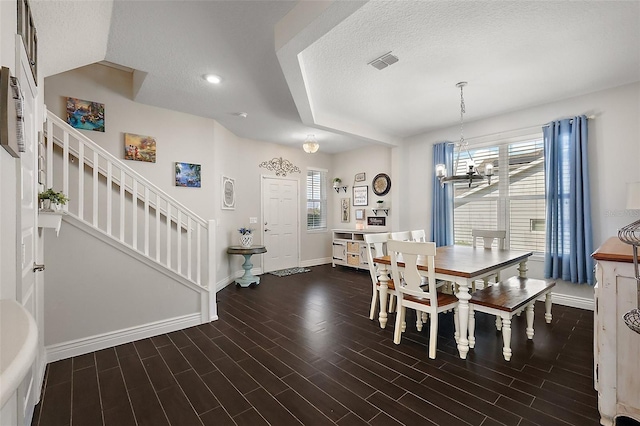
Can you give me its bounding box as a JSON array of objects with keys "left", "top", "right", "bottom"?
[
  {"left": 124, "top": 133, "right": 156, "bottom": 163},
  {"left": 66, "top": 97, "right": 105, "bottom": 132},
  {"left": 175, "top": 162, "right": 201, "bottom": 188}
]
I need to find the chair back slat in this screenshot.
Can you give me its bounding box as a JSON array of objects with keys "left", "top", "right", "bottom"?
[
  {"left": 388, "top": 240, "right": 437, "bottom": 305},
  {"left": 472, "top": 229, "right": 506, "bottom": 249}
]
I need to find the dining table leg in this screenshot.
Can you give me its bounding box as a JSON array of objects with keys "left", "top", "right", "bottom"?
[
  {"left": 377, "top": 263, "right": 390, "bottom": 329},
  {"left": 456, "top": 280, "right": 471, "bottom": 359},
  {"left": 518, "top": 260, "right": 528, "bottom": 278}
]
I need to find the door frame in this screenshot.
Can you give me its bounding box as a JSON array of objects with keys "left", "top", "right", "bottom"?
[{"left": 260, "top": 174, "right": 300, "bottom": 272}]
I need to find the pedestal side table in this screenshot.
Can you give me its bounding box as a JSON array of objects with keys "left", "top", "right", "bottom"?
[{"left": 227, "top": 245, "right": 267, "bottom": 287}]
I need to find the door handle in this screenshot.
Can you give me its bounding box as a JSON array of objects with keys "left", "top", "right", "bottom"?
[
  {"left": 33, "top": 264, "right": 45, "bottom": 272},
  {"left": 265, "top": 228, "right": 271, "bottom": 232}
]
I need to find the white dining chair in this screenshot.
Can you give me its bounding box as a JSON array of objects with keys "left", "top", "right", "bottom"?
[
  {"left": 390, "top": 231, "right": 412, "bottom": 241},
  {"left": 388, "top": 240, "right": 459, "bottom": 359},
  {"left": 411, "top": 229, "right": 427, "bottom": 242},
  {"left": 471, "top": 229, "right": 506, "bottom": 289},
  {"left": 363, "top": 233, "right": 395, "bottom": 327},
  {"left": 471, "top": 229, "right": 507, "bottom": 329}
]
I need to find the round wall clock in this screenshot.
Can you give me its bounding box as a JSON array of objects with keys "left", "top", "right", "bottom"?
[{"left": 372, "top": 173, "right": 391, "bottom": 196}]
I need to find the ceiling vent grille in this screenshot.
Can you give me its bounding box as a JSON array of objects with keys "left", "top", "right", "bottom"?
[{"left": 368, "top": 52, "right": 399, "bottom": 70}]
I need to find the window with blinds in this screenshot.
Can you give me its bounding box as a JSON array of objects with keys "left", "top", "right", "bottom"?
[
  {"left": 453, "top": 136, "right": 546, "bottom": 253},
  {"left": 307, "top": 169, "right": 327, "bottom": 230}
]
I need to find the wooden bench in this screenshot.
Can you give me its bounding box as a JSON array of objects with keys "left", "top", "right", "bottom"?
[{"left": 468, "top": 276, "right": 555, "bottom": 361}]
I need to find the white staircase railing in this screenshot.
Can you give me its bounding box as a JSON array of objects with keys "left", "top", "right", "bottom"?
[{"left": 44, "top": 110, "right": 214, "bottom": 298}]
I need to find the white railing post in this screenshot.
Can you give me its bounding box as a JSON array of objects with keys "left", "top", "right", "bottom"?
[
  {"left": 202, "top": 219, "right": 218, "bottom": 322},
  {"left": 78, "top": 141, "right": 84, "bottom": 220},
  {"left": 62, "top": 132, "right": 69, "bottom": 212},
  {"left": 92, "top": 150, "right": 98, "bottom": 226},
  {"left": 106, "top": 161, "right": 113, "bottom": 236}
]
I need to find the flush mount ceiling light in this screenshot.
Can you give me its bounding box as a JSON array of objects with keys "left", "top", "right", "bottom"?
[
  {"left": 368, "top": 52, "right": 399, "bottom": 70},
  {"left": 302, "top": 134, "right": 319, "bottom": 154},
  {"left": 435, "top": 82, "right": 494, "bottom": 188},
  {"left": 204, "top": 74, "right": 221, "bottom": 84},
  {"left": 235, "top": 112, "right": 248, "bottom": 118}
]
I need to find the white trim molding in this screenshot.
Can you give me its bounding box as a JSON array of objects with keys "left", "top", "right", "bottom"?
[{"left": 45, "top": 313, "right": 202, "bottom": 363}]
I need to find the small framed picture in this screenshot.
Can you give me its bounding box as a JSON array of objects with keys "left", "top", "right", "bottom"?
[
  {"left": 355, "top": 209, "right": 365, "bottom": 220},
  {"left": 368, "top": 216, "right": 386, "bottom": 226},
  {"left": 355, "top": 172, "right": 366, "bottom": 182},
  {"left": 353, "top": 185, "right": 368, "bottom": 206},
  {"left": 222, "top": 176, "right": 235, "bottom": 210},
  {"left": 175, "top": 162, "right": 201, "bottom": 187},
  {"left": 341, "top": 198, "right": 350, "bottom": 223}
]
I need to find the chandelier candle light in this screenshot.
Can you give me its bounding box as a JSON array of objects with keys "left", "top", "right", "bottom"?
[{"left": 435, "top": 82, "right": 494, "bottom": 188}]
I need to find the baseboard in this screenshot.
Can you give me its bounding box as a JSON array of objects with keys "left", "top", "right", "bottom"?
[
  {"left": 546, "top": 292, "right": 594, "bottom": 311},
  {"left": 300, "top": 257, "right": 331, "bottom": 268},
  {"left": 45, "top": 313, "right": 202, "bottom": 363}
]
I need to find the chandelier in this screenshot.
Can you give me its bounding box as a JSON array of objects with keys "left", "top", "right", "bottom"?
[
  {"left": 435, "top": 82, "right": 493, "bottom": 188},
  {"left": 302, "top": 134, "right": 319, "bottom": 154}
]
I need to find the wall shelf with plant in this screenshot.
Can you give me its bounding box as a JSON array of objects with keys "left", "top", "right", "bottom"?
[{"left": 332, "top": 178, "right": 347, "bottom": 193}]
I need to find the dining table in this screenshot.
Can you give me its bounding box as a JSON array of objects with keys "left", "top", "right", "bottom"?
[{"left": 373, "top": 245, "right": 533, "bottom": 359}]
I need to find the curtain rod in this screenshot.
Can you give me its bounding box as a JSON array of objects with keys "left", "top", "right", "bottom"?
[{"left": 541, "top": 115, "right": 596, "bottom": 128}]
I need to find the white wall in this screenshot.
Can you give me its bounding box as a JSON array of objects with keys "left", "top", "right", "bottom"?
[
  {"left": 330, "top": 145, "right": 393, "bottom": 231},
  {"left": 43, "top": 222, "right": 201, "bottom": 347},
  {"left": 398, "top": 82, "right": 640, "bottom": 304},
  {"left": 44, "top": 63, "right": 335, "bottom": 288}
]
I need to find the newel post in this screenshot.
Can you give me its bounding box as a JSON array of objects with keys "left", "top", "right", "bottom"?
[{"left": 202, "top": 219, "right": 218, "bottom": 323}]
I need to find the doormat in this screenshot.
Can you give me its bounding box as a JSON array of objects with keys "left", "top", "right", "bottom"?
[{"left": 268, "top": 267, "right": 311, "bottom": 277}]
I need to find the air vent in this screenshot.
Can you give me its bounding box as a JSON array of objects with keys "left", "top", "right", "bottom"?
[{"left": 368, "top": 52, "right": 399, "bottom": 70}]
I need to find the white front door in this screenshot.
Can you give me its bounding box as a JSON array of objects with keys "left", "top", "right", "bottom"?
[{"left": 261, "top": 176, "right": 299, "bottom": 272}]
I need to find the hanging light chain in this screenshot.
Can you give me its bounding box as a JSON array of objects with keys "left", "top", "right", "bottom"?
[{"left": 459, "top": 81, "right": 466, "bottom": 148}]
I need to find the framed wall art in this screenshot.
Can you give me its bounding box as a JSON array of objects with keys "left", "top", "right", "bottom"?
[
  {"left": 124, "top": 133, "right": 156, "bottom": 163},
  {"left": 353, "top": 185, "right": 368, "bottom": 206},
  {"left": 368, "top": 216, "right": 386, "bottom": 226},
  {"left": 355, "top": 209, "right": 365, "bottom": 221},
  {"left": 66, "top": 96, "right": 105, "bottom": 132},
  {"left": 354, "top": 172, "right": 366, "bottom": 182},
  {"left": 341, "top": 198, "right": 350, "bottom": 222},
  {"left": 222, "top": 175, "right": 235, "bottom": 210},
  {"left": 175, "top": 162, "right": 201, "bottom": 187}
]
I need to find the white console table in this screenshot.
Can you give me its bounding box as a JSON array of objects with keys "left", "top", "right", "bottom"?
[
  {"left": 593, "top": 237, "right": 640, "bottom": 425},
  {"left": 332, "top": 229, "right": 385, "bottom": 271}
]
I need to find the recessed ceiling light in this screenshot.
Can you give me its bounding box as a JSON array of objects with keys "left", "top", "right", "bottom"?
[
  {"left": 236, "top": 112, "right": 248, "bottom": 118},
  {"left": 205, "top": 74, "right": 221, "bottom": 84}
]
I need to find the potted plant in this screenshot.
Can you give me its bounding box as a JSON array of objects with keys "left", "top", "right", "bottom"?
[
  {"left": 38, "top": 188, "right": 69, "bottom": 211},
  {"left": 376, "top": 199, "right": 386, "bottom": 209},
  {"left": 238, "top": 227, "right": 254, "bottom": 247},
  {"left": 332, "top": 177, "right": 342, "bottom": 188}
]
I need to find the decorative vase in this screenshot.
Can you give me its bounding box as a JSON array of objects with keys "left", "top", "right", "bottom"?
[
  {"left": 240, "top": 233, "right": 253, "bottom": 247},
  {"left": 40, "top": 199, "right": 53, "bottom": 212}
]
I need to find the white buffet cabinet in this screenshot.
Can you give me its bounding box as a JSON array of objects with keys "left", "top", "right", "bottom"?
[
  {"left": 332, "top": 229, "right": 385, "bottom": 270},
  {"left": 593, "top": 238, "right": 640, "bottom": 425}
]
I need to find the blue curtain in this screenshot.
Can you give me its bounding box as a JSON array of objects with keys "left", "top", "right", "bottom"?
[
  {"left": 543, "top": 115, "right": 594, "bottom": 285},
  {"left": 431, "top": 142, "right": 454, "bottom": 246}
]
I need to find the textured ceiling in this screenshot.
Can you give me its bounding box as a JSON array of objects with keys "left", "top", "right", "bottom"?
[{"left": 31, "top": 1, "right": 640, "bottom": 154}]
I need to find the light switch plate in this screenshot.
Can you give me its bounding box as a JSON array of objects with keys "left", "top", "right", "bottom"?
[{"left": 249, "top": 217, "right": 257, "bottom": 224}]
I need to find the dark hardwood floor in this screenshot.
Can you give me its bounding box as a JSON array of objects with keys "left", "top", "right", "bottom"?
[{"left": 32, "top": 264, "right": 599, "bottom": 426}]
